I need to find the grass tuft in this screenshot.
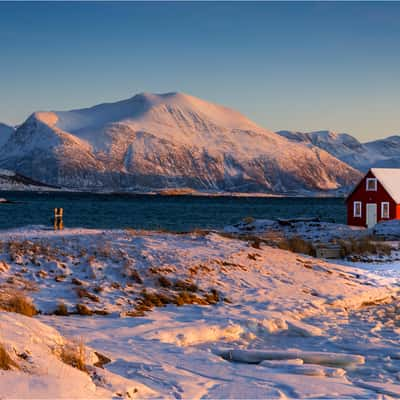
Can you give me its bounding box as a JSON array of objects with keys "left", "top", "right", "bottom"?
[
  {"left": 338, "top": 237, "right": 392, "bottom": 257},
  {"left": 76, "top": 288, "right": 100, "bottom": 302},
  {"left": 53, "top": 302, "right": 69, "bottom": 316},
  {"left": 76, "top": 303, "right": 93, "bottom": 316},
  {"left": 158, "top": 276, "right": 172, "bottom": 288},
  {"left": 60, "top": 339, "right": 87, "bottom": 373},
  {"left": 277, "top": 236, "right": 316, "bottom": 256},
  {"left": 173, "top": 280, "right": 199, "bottom": 292},
  {"left": 0, "top": 292, "right": 38, "bottom": 317},
  {"left": 204, "top": 288, "right": 220, "bottom": 304},
  {"left": 0, "top": 343, "right": 18, "bottom": 370}
]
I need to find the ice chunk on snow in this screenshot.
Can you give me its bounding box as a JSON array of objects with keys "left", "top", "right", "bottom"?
[
  {"left": 259, "top": 359, "right": 304, "bottom": 367},
  {"left": 245, "top": 318, "right": 323, "bottom": 337},
  {"left": 150, "top": 323, "right": 245, "bottom": 346},
  {"left": 259, "top": 362, "right": 346, "bottom": 377},
  {"left": 286, "top": 319, "right": 324, "bottom": 337},
  {"left": 216, "top": 348, "right": 365, "bottom": 368},
  {"left": 246, "top": 318, "right": 288, "bottom": 334}
]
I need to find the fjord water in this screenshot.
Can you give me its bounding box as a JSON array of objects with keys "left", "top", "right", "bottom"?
[{"left": 0, "top": 192, "right": 345, "bottom": 231}]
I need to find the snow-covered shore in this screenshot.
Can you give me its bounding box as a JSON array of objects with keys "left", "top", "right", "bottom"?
[{"left": 0, "top": 227, "right": 400, "bottom": 398}]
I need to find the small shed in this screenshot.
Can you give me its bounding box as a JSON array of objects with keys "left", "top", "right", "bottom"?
[{"left": 346, "top": 168, "right": 400, "bottom": 228}]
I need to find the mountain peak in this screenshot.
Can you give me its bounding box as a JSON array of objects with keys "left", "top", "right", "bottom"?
[
  {"left": 25, "top": 91, "right": 264, "bottom": 136},
  {"left": 28, "top": 112, "right": 59, "bottom": 127},
  {"left": 128, "top": 91, "right": 199, "bottom": 110}
]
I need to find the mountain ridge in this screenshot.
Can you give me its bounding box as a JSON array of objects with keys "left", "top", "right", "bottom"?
[
  {"left": 277, "top": 130, "right": 400, "bottom": 172},
  {"left": 0, "top": 93, "right": 360, "bottom": 193}
]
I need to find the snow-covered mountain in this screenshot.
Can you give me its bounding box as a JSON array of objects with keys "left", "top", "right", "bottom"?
[
  {"left": 0, "top": 168, "right": 59, "bottom": 190},
  {"left": 0, "top": 123, "right": 14, "bottom": 148},
  {"left": 277, "top": 130, "right": 400, "bottom": 172},
  {"left": 277, "top": 130, "right": 364, "bottom": 159},
  {"left": 0, "top": 93, "right": 360, "bottom": 193},
  {"left": 362, "top": 136, "right": 400, "bottom": 169}
]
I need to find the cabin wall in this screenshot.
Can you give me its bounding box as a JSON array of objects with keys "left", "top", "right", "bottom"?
[{"left": 347, "top": 170, "right": 397, "bottom": 227}]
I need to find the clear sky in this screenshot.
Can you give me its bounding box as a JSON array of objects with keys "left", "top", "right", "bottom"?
[{"left": 0, "top": 1, "right": 399, "bottom": 141}]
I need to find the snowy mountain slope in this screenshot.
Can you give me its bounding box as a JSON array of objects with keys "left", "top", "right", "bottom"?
[
  {"left": 0, "top": 168, "right": 60, "bottom": 190},
  {"left": 362, "top": 136, "right": 400, "bottom": 169},
  {"left": 0, "top": 93, "right": 360, "bottom": 192},
  {"left": 277, "top": 130, "right": 364, "bottom": 159},
  {"left": 277, "top": 130, "right": 400, "bottom": 172},
  {"left": 0, "top": 122, "right": 14, "bottom": 148}
]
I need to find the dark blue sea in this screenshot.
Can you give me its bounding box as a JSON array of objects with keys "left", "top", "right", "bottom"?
[{"left": 0, "top": 192, "right": 346, "bottom": 231}]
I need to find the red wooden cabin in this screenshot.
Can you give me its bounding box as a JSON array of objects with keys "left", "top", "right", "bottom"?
[{"left": 346, "top": 168, "right": 400, "bottom": 228}]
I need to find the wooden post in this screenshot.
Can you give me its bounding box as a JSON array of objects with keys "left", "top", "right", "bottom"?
[{"left": 54, "top": 208, "right": 64, "bottom": 230}]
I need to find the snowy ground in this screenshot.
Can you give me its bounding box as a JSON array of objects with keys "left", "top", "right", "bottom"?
[
  {"left": 1, "top": 227, "right": 400, "bottom": 398},
  {"left": 224, "top": 218, "right": 368, "bottom": 243}
]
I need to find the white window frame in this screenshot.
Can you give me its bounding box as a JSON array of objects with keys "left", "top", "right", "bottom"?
[
  {"left": 366, "top": 178, "right": 377, "bottom": 191},
  {"left": 381, "top": 202, "right": 390, "bottom": 219},
  {"left": 353, "top": 201, "right": 362, "bottom": 217}
]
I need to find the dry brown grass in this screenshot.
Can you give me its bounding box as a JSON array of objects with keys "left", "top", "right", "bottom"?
[
  {"left": 250, "top": 239, "right": 262, "bottom": 249},
  {"left": 247, "top": 253, "right": 258, "bottom": 260},
  {"left": 76, "top": 288, "right": 100, "bottom": 303},
  {"left": 130, "top": 286, "right": 223, "bottom": 317},
  {"left": 123, "top": 261, "right": 143, "bottom": 284},
  {"left": 0, "top": 343, "right": 18, "bottom": 370},
  {"left": 125, "top": 309, "right": 147, "bottom": 317},
  {"left": 110, "top": 282, "right": 121, "bottom": 289},
  {"left": 60, "top": 339, "right": 87, "bottom": 373},
  {"left": 7, "top": 240, "right": 58, "bottom": 263},
  {"left": 277, "top": 236, "right": 316, "bottom": 256},
  {"left": 0, "top": 292, "right": 38, "bottom": 317},
  {"left": 93, "top": 309, "right": 110, "bottom": 316},
  {"left": 158, "top": 275, "right": 172, "bottom": 288},
  {"left": 173, "top": 280, "right": 198, "bottom": 292},
  {"left": 174, "top": 291, "right": 208, "bottom": 306},
  {"left": 219, "top": 232, "right": 273, "bottom": 248},
  {"left": 130, "top": 269, "right": 144, "bottom": 284},
  {"left": 204, "top": 288, "right": 220, "bottom": 304},
  {"left": 71, "top": 277, "right": 83, "bottom": 286},
  {"left": 140, "top": 289, "right": 174, "bottom": 308},
  {"left": 338, "top": 237, "right": 392, "bottom": 257},
  {"left": 75, "top": 303, "right": 93, "bottom": 316},
  {"left": 53, "top": 302, "right": 69, "bottom": 316}
]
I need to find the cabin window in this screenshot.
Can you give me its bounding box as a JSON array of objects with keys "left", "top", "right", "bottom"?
[
  {"left": 381, "top": 202, "right": 390, "bottom": 219},
  {"left": 353, "top": 201, "right": 362, "bottom": 217},
  {"left": 366, "top": 178, "right": 377, "bottom": 191}
]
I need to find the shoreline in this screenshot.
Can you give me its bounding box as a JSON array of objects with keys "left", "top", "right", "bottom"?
[{"left": 0, "top": 188, "right": 346, "bottom": 198}]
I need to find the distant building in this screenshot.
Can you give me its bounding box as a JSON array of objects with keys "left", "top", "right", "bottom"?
[{"left": 346, "top": 168, "right": 400, "bottom": 228}]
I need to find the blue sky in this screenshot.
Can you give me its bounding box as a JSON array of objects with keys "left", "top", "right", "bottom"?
[{"left": 0, "top": 1, "right": 399, "bottom": 141}]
